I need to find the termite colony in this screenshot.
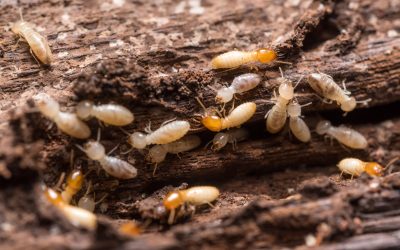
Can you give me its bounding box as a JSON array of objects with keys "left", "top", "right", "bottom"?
[{"left": 14, "top": 8, "right": 395, "bottom": 235}]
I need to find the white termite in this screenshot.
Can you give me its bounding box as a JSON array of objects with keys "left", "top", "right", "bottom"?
[
  {"left": 76, "top": 100, "right": 134, "bottom": 126},
  {"left": 148, "top": 135, "right": 201, "bottom": 164},
  {"left": 128, "top": 120, "right": 190, "bottom": 149},
  {"left": 215, "top": 73, "right": 261, "bottom": 103},
  {"left": 11, "top": 10, "right": 52, "bottom": 65},
  {"left": 265, "top": 69, "right": 300, "bottom": 133},
  {"left": 197, "top": 97, "right": 256, "bottom": 132},
  {"left": 287, "top": 101, "right": 311, "bottom": 143},
  {"left": 78, "top": 133, "right": 137, "bottom": 179},
  {"left": 211, "top": 128, "right": 249, "bottom": 151},
  {"left": 307, "top": 73, "right": 369, "bottom": 113},
  {"left": 316, "top": 120, "right": 368, "bottom": 149},
  {"left": 163, "top": 186, "right": 220, "bottom": 224},
  {"left": 44, "top": 187, "right": 97, "bottom": 231},
  {"left": 337, "top": 158, "right": 384, "bottom": 179},
  {"left": 77, "top": 182, "right": 108, "bottom": 212},
  {"left": 33, "top": 93, "right": 91, "bottom": 139}
]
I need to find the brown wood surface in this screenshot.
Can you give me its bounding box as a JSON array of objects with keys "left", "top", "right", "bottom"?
[{"left": 1, "top": 0, "right": 400, "bottom": 249}]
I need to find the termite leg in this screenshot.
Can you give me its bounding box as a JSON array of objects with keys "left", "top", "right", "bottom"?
[
  {"left": 144, "top": 121, "right": 153, "bottom": 134},
  {"left": 54, "top": 172, "right": 66, "bottom": 191},
  {"left": 152, "top": 163, "right": 159, "bottom": 177},
  {"left": 207, "top": 202, "right": 215, "bottom": 208},
  {"left": 264, "top": 109, "right": 272, "bottom": 119},
  {"left": 275, "top": 60, "right": 293, "bottom": 65},
  {"left": 204, "top": 139, "right": 213, "bottom": 150},
  {"left": 341, "top": 80, "right": 351, "bottom": 95},
  {"left": 160, "top": 117, "right": 177, "bottom": 127},
  {"left": 29, "top": 48, "right": 41, "bottom": 66},
  {"left": 107, "top": 144, "right": 120, "bottom": 156},
  {"left": 340, "top": 171, "right": 344, "bottom": 178},
  {"left": 168, "top": 209, "right": 176, "bottom": 225}
]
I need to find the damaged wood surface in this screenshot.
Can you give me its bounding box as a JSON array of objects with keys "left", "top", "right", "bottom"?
[{"left": 1, "top": 0, "right": 400, "bottom": 249}]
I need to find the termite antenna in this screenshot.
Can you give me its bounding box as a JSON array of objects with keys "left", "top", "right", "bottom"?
[
  {"left": 384, "top": 157, "right": 399, "bottom": 170},
  {"left": 208, "top": 85, "right": 218, "bottom": 92},
  {"left": 19, "top": 8, "right": 24, "bottom": 21},
  {"left": 75, "top": 144, "right": 86, "bottom": 153},
  {"left": 119, "top": 127, "right": 131, "bottom": 136},
  {"left": 107, "top": 144, "right": 120, "bottom": 156},
  {"left": 301, "top": 102, "right": 313, "bottom": 107},
  {"left": 356, "top": 98, "right": 372, "bottom": 106},
  {"left": 96, "top": 128, "right": 101, "bottom": 142},
  {"left": 69, "top": 149, "right": 75, "bottom": 169},
  {"left": 275, "top": 60, "right": 292, "bottom": 65},
  {"left": 54, "top": 172, "right": 66, "bottom": 190},
  {"left": 195, "top": 97, "right": 207, "bottom": 112},
  {"left": 279, "top": 67, "right": 284, "bottom": 78},
  {"left": 294, "top": 75, "right": 304, "bottom": 89}
]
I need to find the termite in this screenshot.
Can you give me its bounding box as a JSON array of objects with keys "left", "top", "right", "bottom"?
[
  {"left": 119, "top": 221, "right": 141, "bottom": 237},
  {"left": 211, "top": 128, "right": 249, "bottom": 151},
  {"left": 148, "top": 135, "right": 201, "bottom": 164},
  {"left": 61, "top": 169, "right": 83, "bottom": 204},
  {"left": 196, "top": 97, "right": 256, "bottom": 132},
  {"left": 33, "top": 93, "right": 91, "bottom": 139},
  {"left": 307, "top": 73, "right": 369, "bottom": 113},
  {"left": 44, "top": 187, "right": 97, "bottom": 230},
  {"left": 163, "top": 186, "right": 220, "bottom": 224},
  {"left": 128, "top": 120, "right": 190, "bottom": 149},
  {"left": 287, "top": 101, "right": 311, "bottom": 143},
  {"left": 211, "top": 48, "right": 278, "bottom": 69},
  {"left": 337, "top": 157, "right": 399, "bottom": 179},
  {"left": 76, "top": 101, "right": 134, "bottom": 126},
  {"left": 316, "top": 120, "right": 368, "bottom": 149},
  {"left": 11, "top": 10, "right": 52, "bottom": 65},
  {"left": 78, "top": 131, "right": 138, "bottom": 179},
  {"left": 265, "top": 69, "right": 300, "bottom": 134},
  {"left": 215, "top": 73, "right": 261, "bottom": 104}
]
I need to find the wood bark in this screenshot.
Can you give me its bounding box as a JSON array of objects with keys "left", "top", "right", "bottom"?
[{"left": 0, "top": 0, "right": 399, "bottom": 249}]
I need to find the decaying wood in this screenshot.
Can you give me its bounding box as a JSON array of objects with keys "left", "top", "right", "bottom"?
[{"left": 1, "top": 0, "right": 400, "bottom": 249}]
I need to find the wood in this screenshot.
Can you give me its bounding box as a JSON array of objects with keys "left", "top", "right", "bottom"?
[{"left": 0, "top": 0, "right": 399, "bottom": 249}]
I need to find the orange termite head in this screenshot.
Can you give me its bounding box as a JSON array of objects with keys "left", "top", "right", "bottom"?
[
  {"left": 43, "top": 187, "right": 64, "bottom": 206},
  {"left": 163, "top": 191, "right": 185, "bottom": 210},
  {"left": 119, "top": 221, "right": 141, "bottom": 237},
  {"left": 364, "top": 162, "right": 384, "bottom": 177},
  {"left": 67, "top": 170, "right": 84, "bottom": 190},
  {"left": 256, "top": 48, "right": 278, "bottom": 63},
  {"left": 201, "top": 114, "right": 223, "bottom": 132}
]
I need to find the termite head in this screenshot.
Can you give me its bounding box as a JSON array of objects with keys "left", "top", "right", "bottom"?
[
  {"left": 11, "top": 21, "right": 28, "bottom": 34},
  {"left": 67, "top": 170, "right": 83, "bottom": 191},
  {"left": 78, "top": 196, "right": 95, "bottom": 212},
  {"left": 212, "top": 132, "right": 229, "bottom": 151},
  {"left": 364, "top": 162, "right": 384, "bottom": 177},
  {"left": 128, "top": 132, "right": 147, "bottom": 149},
  {"left": 163, "top": 190, "right": 185, "bottom": 210},
  {"left": 256, "top": 48, "right": 278, "bottom": 63},
  {"left": 316, "top": 120, "right": 331, "bottom": 135},
  {"left": 216, "top": 87, "right": 234, "bottom": 103},
  {"left": 196, "top": 97, "right": 223, "bottom": 132},
  {"left": 76, "top": 101, "right": 94, "bottom": 120},
  {"left": 278, "top": 79, "right": 294, "bottom": 100},
  {"left": 202, "top": 114, "right": 223, "bottom": 132},
  {"left": 33, "top": 93, "right": 60, "bottom": 119},
  {"left": 341, "top": 97, "right": 356, "bottom": 112},
  {"left": 84, "top": 141, "right": 106, "bottom": 160},
  {"left": 147, "top": 145, "right": 167, "bottom": 163},
  {"left": 287, "top": 102, "right": 301, "bottom": 117},
  {"left": 43, "top": 187, "right": 63, "bottom": 206}
]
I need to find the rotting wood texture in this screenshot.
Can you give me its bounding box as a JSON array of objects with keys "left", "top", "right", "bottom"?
[{"left": 0, "top": 0, "right": 399, "bottom": 249}]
